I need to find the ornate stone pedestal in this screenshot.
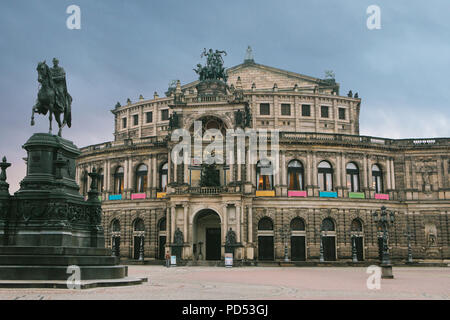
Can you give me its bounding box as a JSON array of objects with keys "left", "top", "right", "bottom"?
[
  {"left": 381, "top": 264, "right": 394, "bottom": 279},
  {"left": 0, "top": 133, "right": 146, "bottom": 288}
]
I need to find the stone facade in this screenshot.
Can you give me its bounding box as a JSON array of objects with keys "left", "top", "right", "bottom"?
[{"left": 76, "top": 55, "right": 450, "bottom": 262}]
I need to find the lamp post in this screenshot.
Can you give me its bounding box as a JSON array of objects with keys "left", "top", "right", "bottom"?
[
  {"left": 404, "top": 227, "right": 414, "bottom": 264},
  {"left": 351, "top": 234, "right": 358, "bottom": 263},
  {"left": 111, "top": 234, "right": 116, "bottom": 257},
  {"left": 315, "top": 227, "right": 324, "bottom": 262},
  {"left": 138, "top": 234, "right": 144, "bottom": 262},
  {"left": 372, "top": 205, "right": 395, "bottom": 279},
  {"left": 279, "top": 225, "right": 291, "bottom": 262}
]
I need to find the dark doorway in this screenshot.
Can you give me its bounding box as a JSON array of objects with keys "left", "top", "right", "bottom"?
[
  {"left": 158, "top": 236, "right": 166, "bottom": 260},
  {"left": 133, "top": 236, "right": 142, "bottom": 259},
  {"left": 291, "top": 236, "right": 306, "bottom": 261},
  {"left": 112, "top": 236, "right": 121, "bottom": 256},
  {"left": 205, "top": 228, "right": 221, "bottom": 260},
  {"left": 378, "top": 237, "right": 383, "bottom": 261},
  {"left": 323, "top": 236, "right": 336, "bottom": 261},
  {"left": 355, "top": 236, "right": 364, "bottom": 261},
  {"left": 258, "top": 236, "right": 274, "bottom": 260}
]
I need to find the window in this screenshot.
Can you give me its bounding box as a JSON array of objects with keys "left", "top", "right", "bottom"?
[
  {"left": 372, "top": 164, "right": 383, "bottom": 193},
  {"left": 146, "top": 111, "right": 153, "bottom": 123},
  {"left": 281, "top": 104, "right": 291, "bottom": 116},
  {"left": 321, "top": 218, "right": 335, "bottom": 231},
  {"left": 114, "top": 167, "right": 124, "bottom": 194},
  {"left": 111, "top": 219, "right": 121, "bottom": 232},
  {"left": 258, "top": 217, "right": 274, "bottom": 230},
  {"left": 122, "top": 118, "right": 127, "bottom": 129},
  {"left": 135, "top": 164, "right": 148, "bottom": 193},
  {"left": 260, "top": 103, "right": 270, "bottom": 115},
  {"left": 288, "top": 160, "right": 304, "bottom": 190},
  {"left": 161, "top": 109, "right": 169, "bottom": 121},
  {"left": 346, "top": 162, "right": 360, "bottom": 192},
  {"left": 339, "top": 108, "right": 346, "bottom": 120},
  {"left": 134, "top": 219, "right": 145, "bottom": 232},
  {"left": 318, "top": 161, "right": 333, "bottom": 191},
  {"left": 302, "top": 104, "right": 311, "bottom": 117},
  {"left": 321, "top": 106, "right": 329, "bottom": 118},
  {"left": 160, "top": 162, "right": 168, "bottom": 192},
  {"left": 290, "top": 217, "right": 305, "bottom": 231},
  {"left": 133, "top": 114, "right": 139, "bottom": 126},
  {"left": 256, "top": 159, "right": 273, "bottom": 190},
  {"left": 351, "top": 219, "right": 363, "bottom": 232}
]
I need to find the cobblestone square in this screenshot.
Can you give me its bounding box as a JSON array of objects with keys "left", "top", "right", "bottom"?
[{"left": 0, "top": 266, "right": 448, "bottom": 300}]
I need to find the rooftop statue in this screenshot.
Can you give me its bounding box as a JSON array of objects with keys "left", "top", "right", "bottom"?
[
  {"left": 31, "top": 58, "right": 72, "bottom": 137},
  {"left": 194, "top": 48, "right": 228, "bottom": 83}
]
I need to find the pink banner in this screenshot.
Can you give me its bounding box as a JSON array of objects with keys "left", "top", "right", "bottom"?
[
  {"left": 288, "top": 191, "right": 307, "bottom": 197},
  {"left": 131, "top": 193, "right": 146, "bottom": 200},
  {"left": 375, "top": 193, "right": 389, "bottom": 200}
]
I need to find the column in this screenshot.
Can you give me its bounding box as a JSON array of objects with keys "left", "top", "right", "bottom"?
[
  {"left": 390, "top": 158, "right": 396, "bottom": 190},
  {"left": 362, "top": 155, "right": 368, "bottom": 189},
  {"left": 281, "top": 151, "right": 286, "bottom": 186},
  {"left": 152, "top": 156, "right": 157, "bottom": 190},
  {"left": 147, "top": 157, "right": 152, "bottom": 194},
  {"left": 336, "top": 153, "right": 341, "bottom": 187},
  {"left": 248, "top": 205, "right": 253, "bottom": 243},
  {"left": 306, "top": 152, "right": 311, "bottom": 186},
  {"left": 171, "top": 205, "right": 176, "bottom": 244},
  {"left": 168, "top": 151, "right": 172, "bottom": 184},
  {"left": 222, "top": 204, "right": 228, "bottom": 243},
  {"left": 312, "top": 152, "right": 318, "bottom": 186},
  {"left": 386, "top": 159, "right": 392, "bottom": 190},
  {"left": 341, "top": 153, "right": 346, "bottom": 187},
  {"left": 183, "top": 204, "right": 188, "bottom": 243},
  {"left": 173, "top": 153, "right": 178, "bottom": 184},
  {"left": 236, "top": 204, "right": 241, "bottom": 243},
  {"left": 229, "top": 149, "right": 234, "bottom": 183}
]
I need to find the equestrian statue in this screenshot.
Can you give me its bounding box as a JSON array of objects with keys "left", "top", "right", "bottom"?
[{"left": 31, "top": 58, "right": 72, "bottom": 137}]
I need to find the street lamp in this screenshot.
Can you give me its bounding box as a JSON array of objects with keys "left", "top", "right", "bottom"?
[
  {"left": 351, "top": 234, "right": 358, "bottom": 263},
  {"left": 139, "top": 234, "right": 144, "bottom": 262},
  {"left": 372, "top": 205, "right": 395, "bottom": 278},
  {"left": 404, "top": 227, "right": 414, "bottom": 264},
  {"left": 111, "top": 234, "right": 116, "bottom": 257},
  {"left": 278, "top": 225, "right": 291, "bottom": 262}
]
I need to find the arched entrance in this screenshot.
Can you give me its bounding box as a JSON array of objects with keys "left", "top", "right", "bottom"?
[
  {"left": 193, "top": 209, "right": 222, "bottom": 260},
  {"left": 321, "top": 218, "right": 336, "bottom": 261},
  {"left": 257, "top": 217, "right": 274, "bottom": 260},
  {"left": 290, "top": 217, "right": 306, "bottom": 261},
  {"left": 133, "top": 218, "right": 145, "bottom": 259},
  {"left": 158, "top": 217, "right": 167, "bottom": 260},
  {"left": 351, "top": 218, "right": 364, "bottom": 261}
]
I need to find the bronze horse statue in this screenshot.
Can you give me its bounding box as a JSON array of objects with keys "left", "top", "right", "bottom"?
[{"left": 31, "top": 60, "right": 72, "bottom": 137}]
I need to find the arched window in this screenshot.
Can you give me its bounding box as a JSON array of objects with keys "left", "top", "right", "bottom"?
[
  {"left": 114, "top": 166, "right": 124, "bottom": 194},
  {"left": 321, "top": 218, "right": 335, "bottom": 231},
  {"left": 135, "top": 164, "right": 148, "bottom": 193},
  {"left": 372, "top": 164, "right": 383, "bottom": 193},
  {"left": 288, "top": 160, "right": 304, "bottom": 190},
  {"left": 134, "top": 218, "right": 145, "bottom": 232},
  {"left": 97, "top": 168, "right": 104, "bottom": 192},
  {"left": 82, "top": 171, "right": 88, "bottom": 195},
  {"left": 290, "top": 217, "right": 305, "bottom": 231},
  {"left": 111, "top": 219, "right": 121, "bottom": 232},
  {"left": 258, "top": 217, "right": 274, "bottom": 230},
  {"left": 160, "top": 162, "right": 168, "bottom": 192},
  {"left": 351, "top": 219, "right": 363, "bottom": 232},
  {"left": 256, "top": 159, "right": 273, "bottom": 190},
  {"left": 346, "top": 162, "right": 360, "bottom": 192},
  {"left": 318, "top": 161, "right": 333, "bottom": 191},
  {"left": 159, "top": 217, "right": 166, "bottom": 231}
]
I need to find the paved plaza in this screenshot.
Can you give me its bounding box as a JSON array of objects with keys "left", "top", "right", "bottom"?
[{"left": 0, "top": 266, "right": 448, "bottom": 300}]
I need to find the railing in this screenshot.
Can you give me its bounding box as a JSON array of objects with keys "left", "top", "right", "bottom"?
[
  {"left": 188, "top": 186, "right": 225, "bottom": 195},
  {"left": 280, "top": 132, "right": 449, "bottom": 148}
]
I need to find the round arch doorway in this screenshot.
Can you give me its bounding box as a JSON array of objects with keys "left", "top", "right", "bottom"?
[{"left": 193, "top": 209, "right": 222, "bottom": 261}]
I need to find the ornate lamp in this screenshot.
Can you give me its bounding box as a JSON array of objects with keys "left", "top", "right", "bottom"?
[{"left": 372, "top": 206, "right": 396, "bottom": 278}]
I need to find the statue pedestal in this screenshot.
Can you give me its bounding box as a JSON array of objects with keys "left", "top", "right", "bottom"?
[{"left": 0, "top": 133, "right": 146, "bottom": 288}]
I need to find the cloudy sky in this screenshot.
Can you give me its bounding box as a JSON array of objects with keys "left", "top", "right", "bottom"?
[{"left": 0, "top": 0, "right": 449, "bottom": 192}]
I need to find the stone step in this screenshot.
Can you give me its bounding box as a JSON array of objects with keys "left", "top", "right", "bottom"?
[
  {"left": 0, "top": 246, "right": 111, "bottom": 256},
  {"left": 0, "top": 277, "right": 148, "bottom": 289},
  {"left": 0, "top": 255, "right": 118, "bottom": 266},
  {"left": 0, "top": 265, "right": 128, "bottom": 280}
]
